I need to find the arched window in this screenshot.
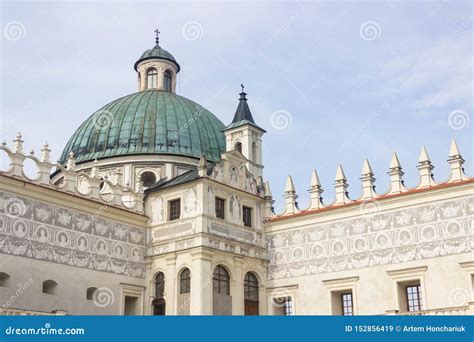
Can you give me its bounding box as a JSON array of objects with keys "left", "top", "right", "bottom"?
[
  {"left": 0, "top": 272, "right": 10, "bottom": 287},
  {"left": 153, "top": 272, "right": 166, "bottom": 315},
  {"left": 42, "top": 280, "right": 57, "bottom": 294},
  {"left": 86, "top": 287, "right": 97, "bottom": 300},
  {"left": 146, "top": 68, "right": 158, "bottom": 89},
  {"left": 234, "top": 142, "right": 242, "bottom": 154},
  {"left": 140, "top": 171, "right": 157, "bottom": 188},
  {"left": 213, "top": 265, "right": 230, "bottom": 295},
  {"left": 164, "top": 70, "right": 172, "bottom": 92},
  {"left": 244, "top": 272, "right": 259, "bottom": 315},
  {"left": 179, "top": 268, "right": 191, "bottom": 294}
]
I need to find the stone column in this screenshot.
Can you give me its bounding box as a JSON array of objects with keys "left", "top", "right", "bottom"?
[
  {"left": 233, "top": 257, "right": 244, "bottom": 315},
  {"left": 165, "top": 253, "right": 177, "bottom": 315},
  {"left": 190, "top": 248, "right": 213, "bottom": 315}
]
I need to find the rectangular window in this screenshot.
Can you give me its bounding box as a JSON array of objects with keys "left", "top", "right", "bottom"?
[
  {"left": 243, "top": 206, "right": 252, "bottom": 227},
  {"left": 341, "top": 292, "right": 353, "bottom": 316},
  {"left": 215, "top": 198, "right": 225, "bottom": 219},
  {"left": 406, "top": 285, "right": 423, "bottom": 312},
  {"left": 283, "top": 297, "right": 294, "bottom": 316},
  {"left": 169, "top": 199, "right": 181, "bottom": 221}
]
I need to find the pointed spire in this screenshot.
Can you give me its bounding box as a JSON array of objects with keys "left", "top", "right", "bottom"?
[
  {"left": 388, "top": 152, "right": 406, "bottom": 194},
  {"left": 389, "top": 152, "right": 401, "bottom": 169},
  {"left": 360, "top": 159, "right": 376, "bottom": 199},
  {"left": 308, "top": 169, "right": 323, "bottom": 210},
  {"left": 334, "top": 164, "right": 350, "bottom": 204},
  {"left": 285, "top": 175, "right": 296, "bottom": 193},
  {"left": 335, "top": 164, "right": 347, "bottom": 182},
  {"left": 418, "top": 146, "right": 430, "bottom": 163},
  {"left": 449, "top": 138, "right": 461, "bottom": 158},
  {"left": 417, "top": 146, "right": 435, "bottom": 188},
  {"left": 447, "top": 138, "right": 466, "bottom": 182},
  {"left": 264, "top": 180, "right": 273, "bottom": 198},
  {"left": 228, "top": 85, "right": 256, "bottom": 126},
  {"left": 283, "top": 175, "right": 298, "bottom": 215}
]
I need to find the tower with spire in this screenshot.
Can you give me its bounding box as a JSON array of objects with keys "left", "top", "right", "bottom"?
[{"left": 224, "top": 85, "right": 266, "bottom": 179}]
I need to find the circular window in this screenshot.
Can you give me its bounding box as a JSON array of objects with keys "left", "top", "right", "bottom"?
[{"left": 140, "top": 171, "right": 157, "bottom": 188}]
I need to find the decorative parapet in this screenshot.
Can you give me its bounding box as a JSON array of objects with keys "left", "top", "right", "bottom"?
[
  {"left": 0, "top": 134, "right": 144, "bottom": 214},
  {"left": 271, "top": 139, "right": 472, "bottom": 219}
]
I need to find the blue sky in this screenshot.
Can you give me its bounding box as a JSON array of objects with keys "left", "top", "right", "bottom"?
[{"left": 1, "top": 1, "right": 472, "bottom": 211}]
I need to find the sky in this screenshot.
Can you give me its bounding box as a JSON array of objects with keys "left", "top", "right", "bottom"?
[{"left": 1, "top": 0, "right": 472, "bottom": 212}]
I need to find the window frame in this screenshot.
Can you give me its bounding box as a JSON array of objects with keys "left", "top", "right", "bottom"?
[
  {"left": 242, "top": 206, "right": 252, "bottom": 227},
  {"left": 168, "top": 199, "right": 181, "bottom": 221},
  {"left": 406, "top": 285, "right": 423, "bottom": 312},
  {"left": 341, "top": 292, "right": 353, "bottom": 316},
  {"left": 164, "top": 70, "right": 172, "bottom": 92},
  {"left": 215, "top": 197, "right": 225, "bottom": 220},
  {"left": 179, "top": 268, "right": 191, "bottom": 295},
  {"left": 155, "top": 272, "right": 165, "bottom": 299},
  {"left": 213, "top": 265, "right": 230, "bottom": 295}
]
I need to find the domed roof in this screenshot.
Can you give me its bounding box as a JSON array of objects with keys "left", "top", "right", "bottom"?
[
  {"left": 134, "top": 46, "right": 180, "bottom": 71},
  {"left": 59, "top": 90, "right": 226, "bottom": 164}
]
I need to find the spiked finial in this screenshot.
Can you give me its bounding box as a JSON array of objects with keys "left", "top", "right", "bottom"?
[
  {"left": 40, "top": 142, "right": 51, "bottom": 163},
  {"left": 308, "top": 169, "right": 324, "bottom": 210},
  {"left": 361, "top": 159, "right": 374, "bottom": 176},
  {"left": 66, "top": 151, "right": 76, "bottom": 171},
  {"left": 447, "top": 138, "right": 466, "bottom": 182},
  {"left": 449, "top": 138, "right": 461, "bottom": 158},
  {"left": 418, "top": 146, "right": 430, "bottom": 163},
  {"left": 12, "top": 132, "right": 24, "bottom": 154},
  {"left": 360, "top": 159, "right": 376, "bottom": 199},
  {"left": 285, "top": 175, "right": 296, "bottom": 193},
  {"left": 335, "top": 164, "right": 347, "bottom": 182},
  {"left": 390, "top": 152, "right": 402, "bottom": 169},
  {"left": 264, "top": 181, "right": 273, "bottom": 198}
]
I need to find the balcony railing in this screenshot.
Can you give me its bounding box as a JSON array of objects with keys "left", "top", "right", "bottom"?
[
  {"left": 397, "top": 305, "right": 470, "bottom": 316},
  {"left": 0, "top": 308, "right": 67, "bottom": 316}
]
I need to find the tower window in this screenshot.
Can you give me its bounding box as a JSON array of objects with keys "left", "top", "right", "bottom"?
[
  {"left": 169, "top": 199, "right": 181, "bottom": 221},
  {"left": 146, "top": 68, "right": 157, "bottom": 89},
  {"left": 243, "top": 206, "right": 252, "bottom": 227},
  {"left": 234, "top": 142, "right": 242, "bottom": 154},
  {"left": 164, "top": 70, "right": 172, "bottom": 92},
  {"left": 215, "top": 197, "right": 225, "bottom": 219}
]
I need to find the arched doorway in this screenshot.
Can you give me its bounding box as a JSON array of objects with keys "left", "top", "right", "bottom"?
[
  {"left": 152, "top": 272, "right": 166, "bottom": 315},
  {"left": 244, "top": 272, "right": 259, "bottom": 315}
]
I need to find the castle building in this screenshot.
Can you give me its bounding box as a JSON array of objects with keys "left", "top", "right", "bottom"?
[{"left": 0, "top": 33, "right": 472, "bottom": 316}]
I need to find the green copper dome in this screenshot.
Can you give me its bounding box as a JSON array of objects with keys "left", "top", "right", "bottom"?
[
  {"left": 134, "top": 46, "right": 180, "bottom": 71},
  {"left": 59, "top": 90, "right": 226, "bottom": 164}
]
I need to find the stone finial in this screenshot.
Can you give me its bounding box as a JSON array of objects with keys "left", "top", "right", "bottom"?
[
  {"left": 334, "top": 164, "right": 350, "bottom": 205},
  {"left": 264, "top": 180, "right": 273, "bottom": 198},
  {"left": 40, "top": 142, "right": 51, "bottom": 163},
  {"left": 388, "top": 152, "right": 406, "bottom": 194},
  {"left": 308, "top": 169, "right": 323, "bottom": 210},
  {"left": 198, "top": 154, "right": 207, "bottom": 177},
  {"left": 417, "top": 146, "right": 435, "bottom": 188},
  {"left": 447, "top": 138, "right": 466, "bottom": 182},
  {"left": 91, "top": 159, "right": 99, "bottom": 178},
  {"left": 360, "top": 159, "right": 376, "bottom": 199},
  {"left": 12, "top": 132, "right": 24, "bottom": 154},
  {"left": 284, "top": 175, "right": 298, "bottom": 215},
  {"left": 115, "top": 167, "right": 123, "bottom": 186},
  {"left": 66, "top": 151, "right": 76, "bottom": 171}
]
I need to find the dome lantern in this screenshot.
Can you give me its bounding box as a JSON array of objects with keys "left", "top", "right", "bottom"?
[{"left": 135, "top": 29, "right": 180, "bottom": 93}]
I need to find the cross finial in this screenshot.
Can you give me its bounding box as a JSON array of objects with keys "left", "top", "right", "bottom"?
[
  {"left": 154, "top": 28, "right": 160, "bottom": 46},
  {"left": 240, "top": 84, "right": 244, "bottom": 93}
]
